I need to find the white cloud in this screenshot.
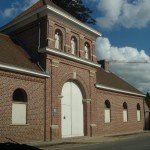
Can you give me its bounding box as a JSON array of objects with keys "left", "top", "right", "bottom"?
[
  {"left": 0, "top": 0, "right": 39, "bottom": 19},
  {"left": 96, "top": 37, "right": 150, "bottom": 62},
  {"left": 110, "top": 63, "right": 150, "bottom": 93},
  {"left": 1, "top": 7, "right": 18, "bottom": 18},
  {"left": 0, "top": 2, "right": 20, "bottom": 18},
  {"left": 96, "top": 0, "right": 150, "bottom": 29},
  {"left": 96, "top": 37, "right": 150, "bottom": 93}
]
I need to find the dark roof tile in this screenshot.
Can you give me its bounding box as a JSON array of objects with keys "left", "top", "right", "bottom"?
[
  {"left": 96, "top": 68, "right": 143, "bottom": 95},
  {"left": 0, "top": 33, "right": 41, "bottom": 72}
]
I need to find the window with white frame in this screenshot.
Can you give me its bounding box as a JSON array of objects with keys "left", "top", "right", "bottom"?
[
  {"left": 123, "top": 102, "right": 128, "bottom": 122},
  {"left": 104, "top": 100, "right": 111, "bottom": 123},
  {"left": 137, "top": 103, "right": 141, "bottom": 121},
  {"left": 12, "top": 88, "right": 27, "bottom": 125}
]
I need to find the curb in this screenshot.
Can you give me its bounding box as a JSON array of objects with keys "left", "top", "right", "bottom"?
[{"left": 28, "top": 131, "right": 150, "bottom": 148}]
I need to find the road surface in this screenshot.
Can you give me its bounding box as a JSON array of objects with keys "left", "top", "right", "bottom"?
[{"left": 41, "top": 133, "right": 150, "bottom": 150}]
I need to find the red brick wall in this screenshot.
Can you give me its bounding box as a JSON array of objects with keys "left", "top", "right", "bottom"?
[
  {"left": 0, "top": 71, "right": 45, "bottom": 142},
  {"left": 95, "top": 89, "right": 144, "bottom": 135}
]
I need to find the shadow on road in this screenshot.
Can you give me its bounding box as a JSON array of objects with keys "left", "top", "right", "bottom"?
[{"left": 0, "top": 142, "right": 41, "bottom": 150}]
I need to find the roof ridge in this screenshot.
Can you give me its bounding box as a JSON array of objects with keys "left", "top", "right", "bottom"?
[
  {"left": 0, "top": 33, "right": 9, "bottom": 38},
  {"left": 111, "top": 71, "right": 143, "bottom": 94},
  {"left": 1, "top": 0, "right": 74, "bottom": 29},
  {"left": 11, "top": 0, "right": 44, "bottom": 22},
  {"left": 0, "top": 0, "right": 46, "bottom": 28},
  {"left": 96, "top": 68, "right": 143, "bottom": 95}
]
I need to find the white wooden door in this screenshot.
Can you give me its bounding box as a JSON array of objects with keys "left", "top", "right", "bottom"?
[{"left": 61, "top": 82, "right": 84, "bottom": 138}]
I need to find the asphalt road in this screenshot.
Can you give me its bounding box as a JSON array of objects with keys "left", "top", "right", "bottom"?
[{"left": 41, "top": 133, "right": 150, "bottom": 150}]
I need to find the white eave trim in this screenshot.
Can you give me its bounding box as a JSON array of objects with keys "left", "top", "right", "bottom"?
[
  {"left": 0, "top": 5, "right": 101, "bottom": 37},
  {"left": 0, "top": 63, "right": 50, "bottom": 78},
  {"left": 46, "top": 5, "right": 101, "bottom": 37},
  {"left": 145, "top": 110, "right": 150, "bottom": 112},
  {"left": 96, "top": 84, "right": 145, "bottom": 97},
  {"left": 38, "top": 47, "right": 100, "bottom": 68}
]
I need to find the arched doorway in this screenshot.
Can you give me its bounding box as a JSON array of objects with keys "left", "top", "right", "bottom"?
[{"left": 61, "top": 81, "right": 84, "bottom": 138}]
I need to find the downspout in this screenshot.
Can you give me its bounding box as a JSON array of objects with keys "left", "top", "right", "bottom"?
[
  {"left": 44, "top": 9, "right": 53, "bottom": 141},
  {"left": 37, "top": 13, "right": 45, "bottom": 72},
  {"left": 37, "top": 13, "right": 46, "bottom": 141},
  {"left": 37, "top": 13, "right": 41, "bottom": 50},
  {"left": 143, "top": 96, "right": 146, "bottom": 130},
  {"left": 47, "top": 18, "right": 53, "bottom": 141}
]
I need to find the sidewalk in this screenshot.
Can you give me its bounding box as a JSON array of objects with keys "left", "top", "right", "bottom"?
[{"left": 27, "top": 130, "right": 149, "bottom": 148}]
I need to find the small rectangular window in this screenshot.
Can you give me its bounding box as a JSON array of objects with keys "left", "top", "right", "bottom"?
[
  {"left": 123, "top": 110, "right": 128, "bottom": 122},
  {"left": 137, "top": 110, "right": 141, "bottom": 121},
  {"left": 12, "top": 103, "right": 26, "bottom": 124},
  {"left": 105, "top": 109, "right": 110, "bottom": 123}
]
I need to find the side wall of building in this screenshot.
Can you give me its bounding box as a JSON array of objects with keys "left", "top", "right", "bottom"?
[
  {"left": 0, "top": 71, "right": 45, "bottom": 142},
  {"left": 95, "top": 89, "right": 144, "bottom": 135}
]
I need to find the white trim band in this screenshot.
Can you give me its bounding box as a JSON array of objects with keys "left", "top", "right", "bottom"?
[
  {"left": 96, "top": 84, "right": 145, "bottom": 97},
  {"left": 145, "top": 110, "right": 150, "bottom": 112},
  {"left": 47, "top": 5, "right": 101, "bottom": 37},
  {"left": 38, "top": 47, "right": 100, "bottom": 68},
  {"left": 0, "top": 63, "right": 50, "bottom": 78}
]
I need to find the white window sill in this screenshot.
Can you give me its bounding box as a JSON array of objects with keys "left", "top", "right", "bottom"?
[{"left": 10, "top": 124, "right": 29, "bottom": 126}]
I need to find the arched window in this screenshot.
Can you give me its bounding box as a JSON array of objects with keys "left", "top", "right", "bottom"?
[
  {"left": 123, "top": 102, "right": 128, "bottom": 122},
  {"left": 137, "top": 103, "right": 141, "bottom": 121},
  {"left": 54, "top": 29, "right": 63, "bottom": 50},
  {"left": 104, "top": 100, "right": 111, "bottom": 123},
  {"left": 70, "top": 36, "right": 77, "bottom": 55},
  {"left": 84, "top": 42, "right": 90, "bottom": 59},
  {"left": 12, "top": 88, "right": 27, "bottom": 124}
]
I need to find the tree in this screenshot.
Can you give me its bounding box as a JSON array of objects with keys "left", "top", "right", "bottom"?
[
  {"left": 51, "top": 0, "right": 96, "bottom": 25},
  {"left": 145, "top": 92, "right": 150, "bottom": 108}
]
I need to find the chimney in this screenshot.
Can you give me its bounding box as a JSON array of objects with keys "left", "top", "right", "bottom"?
[{"left": 98, "top": 60, "right": 109, "bottom": 72}]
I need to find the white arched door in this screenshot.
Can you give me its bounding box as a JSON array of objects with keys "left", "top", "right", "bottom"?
[{"left": 61, "top": 82, "right": 84, "bottom": 138}]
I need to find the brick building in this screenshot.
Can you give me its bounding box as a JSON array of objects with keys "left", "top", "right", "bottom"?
[{"left": 0, "top": 0, "right": 145, "bottom": 142}]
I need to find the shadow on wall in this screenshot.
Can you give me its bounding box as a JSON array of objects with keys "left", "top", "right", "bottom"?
[
  {"left": 0, "top": 143, "right": 41, "bottom": 150},
  {"left": 144, "top": 111, "right": 150, "bottom": 130}
]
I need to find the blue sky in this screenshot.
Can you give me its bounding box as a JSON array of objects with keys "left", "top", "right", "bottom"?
[{"left": 1, "top": 0, "right": 150, "bottom": 94}]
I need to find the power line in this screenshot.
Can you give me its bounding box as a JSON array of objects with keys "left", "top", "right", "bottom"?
[{"left": 108, "top": 60, "right": 149, "bottom": 63}]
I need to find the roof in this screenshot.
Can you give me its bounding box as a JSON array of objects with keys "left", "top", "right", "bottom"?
[
  {"left": 96, "top": 67, "right": 144, "bottom": 96},
  {"left": 0, "top": 33, "right": 44, "bottom": 74},
  {"left": 0, "top": 0, "right": 101, "bottom": 36},
  {"left": 8, "top": 0, "right": 46, "bottom": 24}
]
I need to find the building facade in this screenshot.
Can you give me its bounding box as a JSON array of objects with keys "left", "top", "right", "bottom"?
[{"left": 0, "top": 0, "right": 145, "bottom": 142}]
